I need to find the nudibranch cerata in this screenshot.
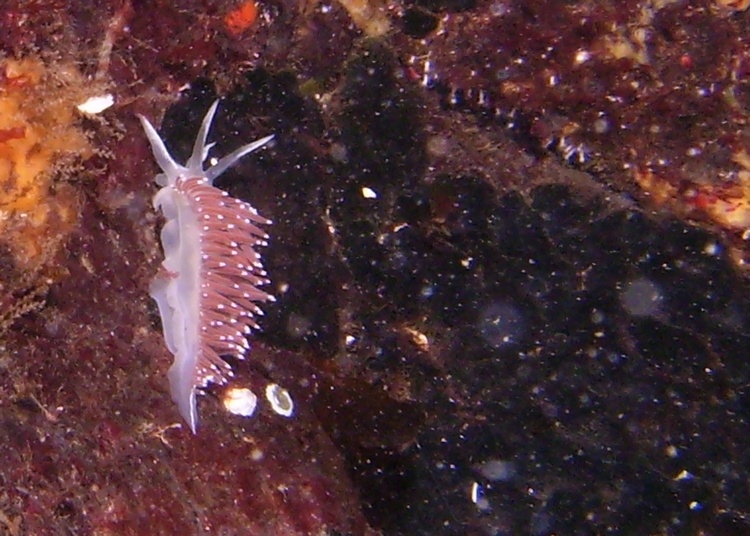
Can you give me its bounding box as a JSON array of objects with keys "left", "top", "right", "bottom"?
[{"left": 139, "top": 100, "right": 292, "bottom": 433}]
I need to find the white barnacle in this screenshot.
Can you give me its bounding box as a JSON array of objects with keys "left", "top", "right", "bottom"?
[
  {"left": 266, "top": 383, "right": 294, "bottom": 417},
  {"left": 223, "top": 387, "right": 258, "bottom": 417}
]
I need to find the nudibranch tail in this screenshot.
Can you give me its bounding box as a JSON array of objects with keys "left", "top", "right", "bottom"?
[{"left": 141, "top": 100, "right": 277, "bottom": 433}]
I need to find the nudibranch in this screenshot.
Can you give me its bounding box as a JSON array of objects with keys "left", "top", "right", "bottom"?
[{"left": 140, "top": 100, "right": 285, "bottom": 433}]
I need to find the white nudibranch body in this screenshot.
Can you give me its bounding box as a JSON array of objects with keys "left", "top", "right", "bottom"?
[{"left": 140, "top": 100, "right": 283, "bottom": 433}]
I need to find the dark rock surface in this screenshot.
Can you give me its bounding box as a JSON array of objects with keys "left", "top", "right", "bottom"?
[{"left": 1, "top": 1, "right": 749, "bottom": 534}]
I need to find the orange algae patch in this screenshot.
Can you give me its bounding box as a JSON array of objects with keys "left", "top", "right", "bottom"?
[
  {"left": 0, "top": 58, "right": 92, "bottom": 270},
  {"left": 224, "top": 1, "right": 258, "bottom": 36},
  {"left": 634, "top": 149, "right": 750, "bottom": 233},
  {"left": 633, "top": 151, "right": 750, "bottom": 266}
]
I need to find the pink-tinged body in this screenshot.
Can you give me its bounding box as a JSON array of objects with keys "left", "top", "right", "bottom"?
[{"left": 139, "top": 101, "right": 275, "bottom": 432}]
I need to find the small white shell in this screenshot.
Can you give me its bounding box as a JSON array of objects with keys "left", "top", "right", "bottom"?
[
  {"left": 223, "top": 387, "right": 258, "bottom": 417},
  {"left": 265, "top": 383, "right": 294, "bottom": 417}
]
